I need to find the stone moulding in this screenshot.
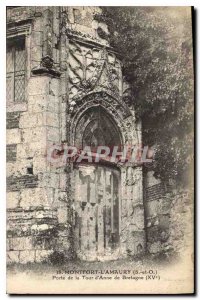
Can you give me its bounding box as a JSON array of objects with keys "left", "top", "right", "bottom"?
[
  {"left": 66, "top": 29, "right": 111, "bottom": 50},
  {"left": 70, "top": 91, "right": 131, "bottom": 119},
  {"left": 6, "top": 19, "right": 32, "bottom": 37}
]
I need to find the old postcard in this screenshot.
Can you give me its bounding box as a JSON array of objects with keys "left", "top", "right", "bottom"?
[{"left": 6, "top": 6, "right": 194, "bottom": 294}]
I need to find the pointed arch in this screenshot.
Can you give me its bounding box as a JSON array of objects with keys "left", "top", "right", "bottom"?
[
  {"left": 74, "top": 106, "right": 122, "bottom": 150},
  {"left": 70, "top": 92, "right": 132, "bottom": 146}
]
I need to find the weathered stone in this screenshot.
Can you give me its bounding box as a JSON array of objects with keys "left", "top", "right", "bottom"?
[
  {"left": 46, "top": 126, "right": 60, "bottom": 142},
  {"left": 9, "top": 237, "right": 33, "bottom": 251},
  {"left": 20, "top": 250, "right": 35, "bottom": 263},
  {"left": 57, "top": 207, "right": 68, "bottom": 223},
  {"left": 126, "top": 231, "right": 145, "bottom": 255},
  {"left": 145, "top": 199, "right": 161, "bottom": 217},
  {"left": 7, "top": 251, "right": 20, "bottom": 264},
  {"left": 17, "top": 142, "right": 47, "bottom": 160},
  {"left": 33, "top": 156, "right": 48, "bottom": 174},
  {"left": 57, "top": 236, "right": 71, "bottom": 251},
  {"left": 6, "top": 129, "right": 21, "bottom": 144},
  {"left": 28, "top": 95, "right": 47, "bottom": 113},
  {"left": 19, "top": 112, "right": 44, "bottom": 128},
  {"left": 7, "top": 160, "right": 29, "bottom": 177},
  {"left": 46, "top": 112, "right": 59, "bottom": 128},
  {"left": 21, "top": 127, "right": 47, "bottom": 144},
  {"left": 7, "top": 175, "right": 38, "bottom": 192},
  {"left": 20, "top": 188, "right": 51, "bottom": 208},
  {"left": 28, "top": 94, "right": 59, "bottom": 114},
  {"left": 38, "top": 173, "right": 60, "bottom": 189},
  {"left": 7, "top": 191, "right": 20, "bottom": 209},
  {"left": 148, "top": 241, "right": 161, "bottom": 254},
  {"left": 28, "top": 77, "right": 50, "bottom": 96},
  {"left": 35, "top": 250, "right": 53, "bottom": 262},
  {"left": 7, "top": 6, "right": 34, "bottom": 23}
]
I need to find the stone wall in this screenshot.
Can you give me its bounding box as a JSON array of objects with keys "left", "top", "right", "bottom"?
[
  {"left": 7, "top": 207, "right": 57, "bottom": 264},
  {"left": 7, "top": 7, "right": 66, "bottom": 263},
  {"left": 121, "top": 166, "right": 145, "bottom": 256},
  {"left": 166, "top": 189, "right": 193, "bottom": 258},
  {"left": 144, "top": 170, "right": 171, "bottom": 254},
  {"left": 6, "top": 6, "right": 144, "bottom": 263},
  {"left": 144, "top": 170, "right": 193, "bottom": 259}
]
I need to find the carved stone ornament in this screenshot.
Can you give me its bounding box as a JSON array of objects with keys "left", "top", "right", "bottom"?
[
  {"left": 31, "top": 55, "right": 61, "bottom": 77},
  {"left": 68, "top": 39, "right": 123, "bottom": 101}
]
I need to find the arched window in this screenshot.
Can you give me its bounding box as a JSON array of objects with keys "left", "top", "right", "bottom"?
[{"left": 75, "top": 106, "right": 122, "bottom": 152}]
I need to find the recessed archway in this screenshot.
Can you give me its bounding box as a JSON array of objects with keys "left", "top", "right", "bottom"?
[{"left": 73, "top": 105, "right": 122, "bottom": 261}]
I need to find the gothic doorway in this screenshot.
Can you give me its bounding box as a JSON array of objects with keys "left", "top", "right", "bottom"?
[{"left": 73, "top": 106, "right": 122, "bottom": 260}]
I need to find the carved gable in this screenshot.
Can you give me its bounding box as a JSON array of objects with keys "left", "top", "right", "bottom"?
[{"left": 68, "top": 39, "right": 123, "bottom": 101}]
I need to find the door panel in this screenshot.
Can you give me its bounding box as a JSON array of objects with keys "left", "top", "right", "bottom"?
[{"left": 74, "top": 164, "right": 120, "bottom": 260}]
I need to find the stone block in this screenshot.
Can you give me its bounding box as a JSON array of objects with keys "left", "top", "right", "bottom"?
[
  {"left": 33, "top": 156, "right": 47, "bottom": 173},
  {"left": 9, "top": 237, "right": 33, "bottom": 251},
  {"left": 20, "top": 188, "right": 52, "bottom": 208},
  {"left": 6, "top": 129, "right": 21, "bottom": 144},
  {"left": 28, "top": 77, "right": 50, "bottom": 96},
  {"left": 57, "top": 207, "right": 68, "bottom": 224},
  {"left": 59, "top": 173, "right": 67, "bottom": 190},
  {"left": 33, "top": 18, "right": 42, "bottom": 31},
  {"left": 7, "top": 251, "right": 20, "bottom": 264},
  {"left": 7, "top": 192, "right": 20, "bottom": 209},
  {"left": 35, "top": 250, "right": 53, "bottom": 262},
  {"left": 31, "top": 45, "right": 42, "bottom": 63},
  {"left": 46, "top": 112, "right": 59, "bottom": 128},
  {"left": 47, "top": 127, "right": 60, "bottom": 143},
  {"left": 7, "top": 160, "right": 29, "bottom": 177},
  {"left": 148, "top": 241, "right": 161, "bottom": 254},
  {"left": 17, "top": 142, "right": 47, "bottom": 159},
  {"left": 38, "top": 172, "right": 60, "bottom": 189},
  {"left": 7, "top": 102, "right": 27, "bottom": 113},
  {"left": 19, "top": 112, "right": 44, "bottom": 128},
  {"left": 146, "top": 199, "right": 161, "bottom": 218},
  {"left": 126, "top": 231, "right": 145, "bottom": 255},
  {"left": 28, "top": 95, "right": 47, "bottom": 113},
  {"left": 132, "top": 206, "right": 145, "bottom": 230},
  {"left": 54, "top": 190, "right": 68, "bottom": 208},
  {"left": 20, "top": 250, "right": 35, "bottom": 263},
  {"left": 31, "top": 31, "right": 43, "bottom": 47},
  {"left": 21, "top": 127, "right": 47, "bottom": 144}
]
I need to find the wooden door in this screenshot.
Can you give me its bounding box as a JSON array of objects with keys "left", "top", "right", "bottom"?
[{"left": 74, "top": 164, "right": 120, "bottom": 260}]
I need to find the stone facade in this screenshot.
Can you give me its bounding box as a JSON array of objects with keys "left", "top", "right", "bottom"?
[{"left": 6, "top": 6, "right": 192, "bottom": 264}]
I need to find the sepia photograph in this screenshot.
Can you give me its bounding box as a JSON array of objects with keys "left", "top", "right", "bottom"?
[{"left": 5, "top": 5, "right": 194, "bottom": 294}]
